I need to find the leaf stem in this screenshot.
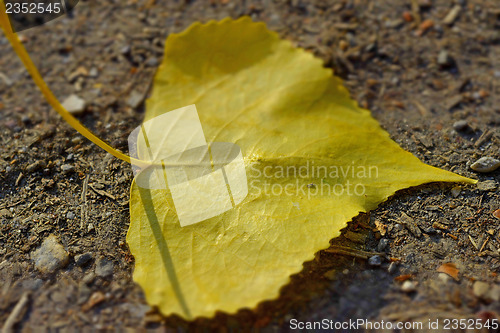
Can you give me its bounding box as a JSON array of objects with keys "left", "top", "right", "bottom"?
[{"left": 0, "top": 1, "right": 150, "bottom": 169}]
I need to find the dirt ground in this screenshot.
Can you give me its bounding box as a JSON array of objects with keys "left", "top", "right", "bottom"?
[{"left": 0, "top": 0, "right": 499, "bottom": 331}]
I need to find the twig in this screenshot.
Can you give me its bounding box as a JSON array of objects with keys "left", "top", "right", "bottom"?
[
  {"left": 89, "top": 184, "right": 116, "bottom": 200},
  {"left": 0, "top": 200, "right": 24, "bottom": 210},
  {"left": 14, "top": 173, "right": 23, "bottom": 187},
  {"left": 80, "top": 174, "right": 89, "bottom": 229},
  {"left": 479, "top": 236, "right": 491, "bottom": 252},
  {"left": 2, "top": 292, "right": 30, "bottom": 333},
  {"left": 324, "top": 245, "right": 386, "bottom": 260}
]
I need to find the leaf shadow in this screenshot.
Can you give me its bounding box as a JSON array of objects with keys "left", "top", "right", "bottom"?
[
  {"left": 144, "top": 210, "right": 393, "bottom": 331},
  {"left": 138, "top": 186, "right": 192, "bottom": 319}
]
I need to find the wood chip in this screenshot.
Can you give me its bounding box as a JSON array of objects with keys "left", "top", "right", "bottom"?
[
  {"left": 89, "top": 184, "right": 116, "bottom": 200},
  {"left": 443, "top": 5, "right": 461, "bottom": 25},
  {"left": 437, "top": 263, "right": 459, "bottom": 281},
  {"left": 400, "top": 212, "right": 422, "bottom": 237},
  {"left": 374, "top": 220, "right": 387, "bottom": 236},
  {"left": 445, "top": 95, "right": 463, "bottom": 111}
]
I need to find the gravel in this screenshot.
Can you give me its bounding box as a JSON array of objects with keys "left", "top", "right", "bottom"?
[
  {"left": 31, "top": 235, "right": 69, "bottom": 274},
  {"left": 470, "top": 157, "right": 500, "bottom": 173},
  {"left": 95, "top": 257, "right": 114, "bottom": 277},
  {"left": 61, "top": 94, "right": 86, "bottom": 114}
]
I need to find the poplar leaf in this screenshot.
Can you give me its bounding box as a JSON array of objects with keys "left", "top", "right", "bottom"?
[{"left": 127, "top": 17, "right": 475, "bottom": 319}]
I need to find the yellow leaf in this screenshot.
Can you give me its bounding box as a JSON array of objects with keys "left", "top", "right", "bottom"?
[{"left": 127, "top": 17, "right": 475, "bottom": 319}]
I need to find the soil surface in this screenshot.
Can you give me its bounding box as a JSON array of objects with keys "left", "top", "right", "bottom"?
[{"left": 0, "top": 0, "right": 499, "bottom": 331}]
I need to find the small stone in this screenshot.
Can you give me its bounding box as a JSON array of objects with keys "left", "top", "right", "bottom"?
[
  {"left": 31, "top": 235, "right": 69, "bottom": 274},
  {"left": 88, "top": 67, "right": 99, "bottom": 78},
  {"left": 437, "top": 49, "right": 453, "bottom": 68},
  {"left": 66, "top": 211, "right": 75, "bottom": 219},
  {"left": 127, "top": 90, "right": 145, "bottom": 109},
  {"left": 0, "top": 208, "right": 13, "bottom": 219},
  {"left": 323, "top": 269, "right": 336, "bottom": 280},
  {"left": 120, "top": 45, "right": 131, "bottom": 55},
  {"left": 453, "top": 120, "right": 469, "bottom": 131},
  {"left": 490, "top": 285, "right": 500, "bottom": 302},
  {"left": 95, "top": 257, "right": 114, "bottom": 277},
  {"left": 377, "top": 238, "right": 389, "bottom": 252},
  {"left": 61, "top": 94, "right": 86, "bottom": 114},
  {"left": 388, "top": 262, "right": 398, "bottom": 274},
  {"left": 477, "top": 180, "right": 497, "bottom": 192},
  {"left": 471, "top": 157, "right": 500, "bottom": 173},
  {"left": 75, "top": 252, "right": 92, "bottom": 266},
  {"left": 82, "top": 272, "right": 96, "bottom": 285},
  {"left": 473, "top": 281, "right": 490, "bottom": 300},
  {"left": 368, "top": 255, "right": 382, "bottom": 266},
  {"left": 450, "top": 186, "right": 461, "bottom": 198},
  {"left": 21, "top": 115, "right": 31, "bottom": 124},
  {"left": 401, "top": 280, "right": 416, "bottom": 293},
  {"left": 87, "top": 223, "right": 95, "bottom": 232},
  {"left": 438, "top": 272, "right": 451, "bottom": 284},
  {"left": 145, "top": 57, "right": 159, "bottom": 67},
  {"left": 60, "top": 164, "right": 74, "bottom": 173}
]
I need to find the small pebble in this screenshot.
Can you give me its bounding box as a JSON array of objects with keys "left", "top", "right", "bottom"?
[
  {"left": 31, "top": 235, "right": 69, "bottom": 274},
  {"left": 437, "top": 49, "right": 453, "bottom": 68},
  {"left": 95, "top": 257, "right": 114, "bottom": 277},
  {"left": 438, "top": 272, "right": 451, "bottom": 284},
  {"left": 120, "top": 45, "right": 131, "bottom": 55},
  {"left": 401, "top": 280, "right": 417, "bottom": 293},
  {"left": 393, "top": 223, "right": 403, "bottom": 231},
  {"left": 88, "top": 67, "right": 99, "bottom": 78},
  {"left": 452, "top": 120, "right": 469, "bottom": 131},
  {"left": 145, "top": 57, "right": 159, "bottom": 67},
  {"left": 368, "top": 255, "right": 382, "bottom": 266},
  {"left": 477, "top": 180, "right": 497, "bottom": 192},
  {"left": 61, "top": 94, "right": 86, "bottom": 114},
  {"left": 473, "top": 281, "right": 490, "bottom": 300},
  {"left": 75, "top": 252, "right": 93, "bottom": 266},
  {"left": 66, "top": 211, "right": 75, "bottom": 219},
  {"left": 377, "top": 238, "right": 389, "bottom": 252},
  {"left": 0, "top": 208, "right": 13, "bottom": 219},
  {"left": 450, "top": 186, "right": 461, "bottom": 198},
  {"left": 470, "top": 157, "right": 500, "bottom": 173},
  {"left": 60, "top": 164, "right": 74, "bottom": 173},
  {"left": 82, "top": 272, "right": 96, "bottom": 285}
]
